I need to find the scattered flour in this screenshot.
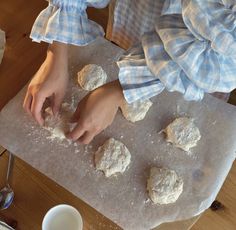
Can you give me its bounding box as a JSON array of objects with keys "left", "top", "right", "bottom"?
[
  {"left": 120, "top": 99, "right": 153, "bottom": 123},
  {"left": 77, "top": 64, "right": 107, "bottom": 91},
  {"left": 94, "top": 138, "right": 131, "bottom": 177},
  {"left": 44, "top": 103, "right": 76, "bottom": 142},
  {"left": 164, "top": 117, "right": 201, "bottom": 151},
  {"left": 147, "top": 167, "right": 183, "bottom": 205}
]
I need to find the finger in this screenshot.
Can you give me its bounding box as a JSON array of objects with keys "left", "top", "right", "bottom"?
[
  {"left": 67, "top": 122, "right": 86, "bottom": 141},
  {"left": 52, "top": 93, "right": 64, "bottom": 116},
  {"left": 31, "top": 94, "right": 45, "bottom": 126},
  {"left": 23, "top": 91, "right": 33, "bottom": 115},
  {"left": 71, "top": 106, "right": 80, "bottom": 123},
  {"left": 78, "top": 131, "right": 95, "bottom": 145}
]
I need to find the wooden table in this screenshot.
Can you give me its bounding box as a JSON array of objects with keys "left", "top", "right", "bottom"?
[{"left": 1, "top": 1, "right": 235, "bottom": 230}]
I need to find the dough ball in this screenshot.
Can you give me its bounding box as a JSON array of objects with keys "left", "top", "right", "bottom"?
[
  {"left": 120, "top": 99, "right": 153, "bottom": 123},
  {"left": 44, "top": 103, "right": 75, "bottom": 141},
  {"left": 77, "top": 64, "right": 107, "bottom": 91},
  {"left": 95, "top": 138, "right": 131, "bottom": 177},
  {"left": 147, "top": 167, "right": 183, "bottom": 205},
  {"left": 164, "top": 117, "right": 201, "bottom": 151}
]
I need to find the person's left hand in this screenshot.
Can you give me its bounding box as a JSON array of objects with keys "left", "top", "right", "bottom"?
[{"left": 67, "top": 80, "right": 124, "bottom": 144}]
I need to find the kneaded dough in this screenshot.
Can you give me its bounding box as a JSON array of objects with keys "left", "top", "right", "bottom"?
[
  {"left": 120, "top": 99, "right": 153, "bottom": 123},
  {"left": 95, "top": 138, "right": 131, "bottom": 177},
  {"left": 44, "top": 103, "right": 75, "bottom": 141},
  {"left": 164, "top": 117, "right": 201, "bottom": 151},
  {"left": 147, "top": 167, "right": 183, "bottom": 205},
  {"left": 77, "top": 64, "right": 107, "bottom": 91}
]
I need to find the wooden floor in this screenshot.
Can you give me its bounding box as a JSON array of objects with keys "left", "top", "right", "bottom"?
[{"left": 0, "top": 1, "right": 236, "bottom": 229}]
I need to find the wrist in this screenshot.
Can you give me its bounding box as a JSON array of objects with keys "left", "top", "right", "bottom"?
[
  {"left": 109, "top": 80, "right": 125, "bottom": 106},
  {"left": 47, "top": 42, "right": 68, "bottom": 63}
]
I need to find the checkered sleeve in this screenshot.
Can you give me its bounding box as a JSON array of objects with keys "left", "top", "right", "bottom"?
[
  {"left": 117, "top": 45, "right": 165, "bottom": 103},
  {"left": 161, "top": 0, "right": 182, "bottom": 15},
  {"left": 118, "top": 0, "right": 236, "bottom": 103},
  {"left": 30, "top": 0, "right": 110, "bottom": 46}
]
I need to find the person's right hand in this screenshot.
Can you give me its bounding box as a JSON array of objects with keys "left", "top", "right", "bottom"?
[{"left": 23, "top": 42, "right": 69, "bottom": 125}]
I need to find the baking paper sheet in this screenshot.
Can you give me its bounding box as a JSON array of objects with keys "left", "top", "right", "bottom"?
[{"left": 0, "top": 38, "right": 236, "bottom": 230}]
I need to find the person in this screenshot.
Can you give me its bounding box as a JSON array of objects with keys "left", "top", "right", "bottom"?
[{"left": 23, "top": 0, "right": 236, "bottom": 144}]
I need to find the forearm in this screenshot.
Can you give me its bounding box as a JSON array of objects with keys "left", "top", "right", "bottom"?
[
  {"left": 106, "top": 80, "right": 125, "bottom": 107},
  {"left": 47, "top": 42, "right": 68, "bottom": 62}
]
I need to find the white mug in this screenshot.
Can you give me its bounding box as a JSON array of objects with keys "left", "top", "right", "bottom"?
[{"left": 42, "top": 204, "right": 83, "bottom": 230}]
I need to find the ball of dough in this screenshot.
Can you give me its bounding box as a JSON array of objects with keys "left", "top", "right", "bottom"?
[
  {"left": 147, "top": 167, "right": 183, "bottom": 205},
  {"left": 77, "top": 64, "right": 107, "bottom": 91},
  {"left": 164, "top": 117, "right": 201, "bottom": 151},
  {"left": 120, "top": 99, "right": 153, "bottom": 123},
  {"left": 95, "top": 138, "right": 131, "bottom": 177},
  {"left": 44, "top": 103, "right": 75, "bottom": 141}
]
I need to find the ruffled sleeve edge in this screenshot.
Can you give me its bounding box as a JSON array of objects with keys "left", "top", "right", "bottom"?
[{"left": 30, "top": 3, "right": 105, "bottom": 46}]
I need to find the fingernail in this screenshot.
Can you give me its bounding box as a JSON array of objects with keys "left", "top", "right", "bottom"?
[{"left": 66, "top": 133, "right": 74, "bottom": 141}]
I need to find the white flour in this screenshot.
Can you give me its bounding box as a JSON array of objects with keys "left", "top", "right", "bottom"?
[{"left": 44, "top": 103, "right": 76, "bottom": 143}]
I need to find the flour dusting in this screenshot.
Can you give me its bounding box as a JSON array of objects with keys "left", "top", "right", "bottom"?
[{"left": 43, "top": 103, "right": 75, "bottom": 141}]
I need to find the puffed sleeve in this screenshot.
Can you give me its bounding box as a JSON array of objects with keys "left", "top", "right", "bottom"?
[
  {"left": 30, "top": 0, "right": 110, "bottom": 46},
  {"left": 118, "top": 0, "right": 236, "bottom": 103}
]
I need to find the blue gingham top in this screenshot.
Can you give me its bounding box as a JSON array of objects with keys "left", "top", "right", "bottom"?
[{"left": 30, "top": 0, "right": 236, "bottom": 103}]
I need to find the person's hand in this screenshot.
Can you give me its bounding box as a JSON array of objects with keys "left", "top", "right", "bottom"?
[
  {"left": 23, "top": 42, "right": 69, "bottom": 125},
  {"left": 67, "top": 80, "right": 124, "bottom": 144}
]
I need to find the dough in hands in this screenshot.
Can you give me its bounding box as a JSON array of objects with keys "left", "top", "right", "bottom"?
[
  {"left": 164, "top": 117, "right": 201, "bottom": 151},
  {"left": 120, "top": 99, "right": 153, "bottom": 123},
  {"left": 77, "top": 64, "right": 107, "bottom": 91},
  {"left": 147, "top": 167, "right": 183, "bottom": 205},
  {"left": 95, "top": 138, "right": 131, "bottom": 177},
  {"left": 44, "top": 103, "right": 75, "bottom": 141}
]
